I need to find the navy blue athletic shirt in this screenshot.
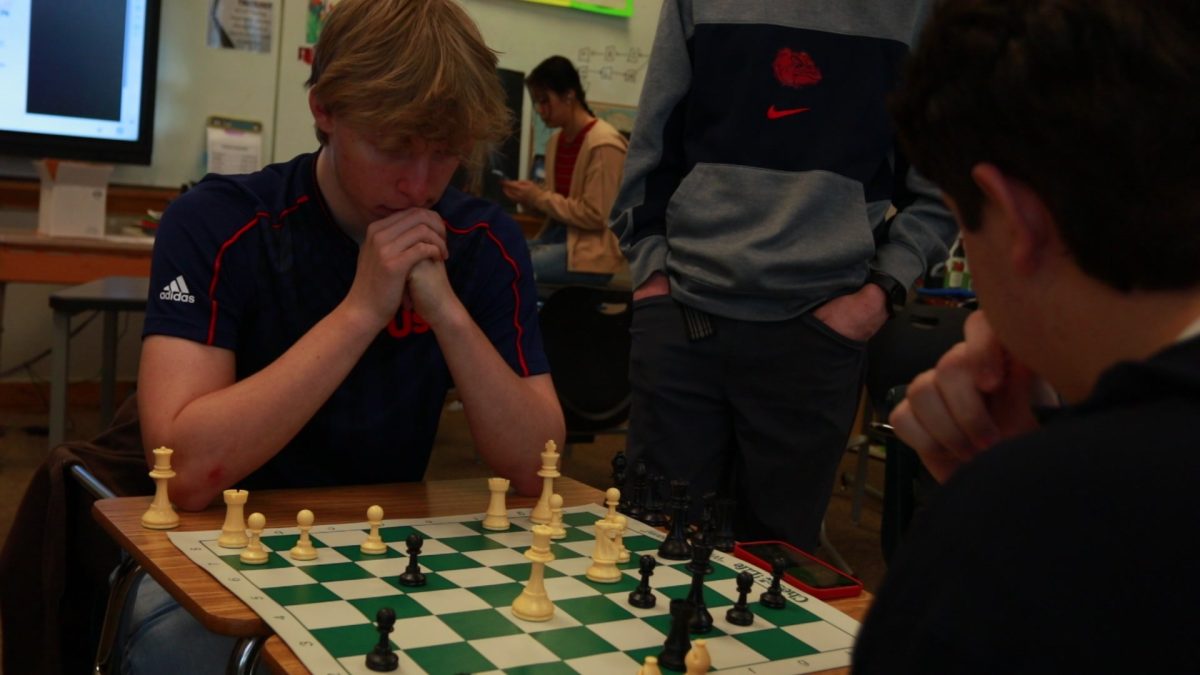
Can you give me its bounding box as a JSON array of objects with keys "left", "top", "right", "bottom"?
[{"left": 143, "top": 152, "right": 548, "bottom": 489}]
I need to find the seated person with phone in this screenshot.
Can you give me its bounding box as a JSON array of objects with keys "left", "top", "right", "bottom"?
[
  {"left": 853, "top": 2, "right": 1200, "bottom": 672},
  {"left": 500, "top": 56, "right": 628, "bottom": 287}
]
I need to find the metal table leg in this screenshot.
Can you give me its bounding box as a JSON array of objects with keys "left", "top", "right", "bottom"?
[
  {"left": 49, "top": 308, "right": 71, "bottom": 448},
  {"left": 93, "top": 554, "right": 144, "bottom": 674},
  {"left": 228, "top": 635, "right": 265, "bottom": 675},
  {"left": 101, "top": 309, "right": 118, "bottom": 425}
]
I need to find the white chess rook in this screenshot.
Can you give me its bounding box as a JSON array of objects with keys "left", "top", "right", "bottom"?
[
  {"left": 218, "top": 489, "right": 249, "bottom": 548},
  {"left": 482, "top": 477, "right": 511, "bottom": 531},
  {"left": 141, "top": 446, "right": 179, "bottom": 530}
]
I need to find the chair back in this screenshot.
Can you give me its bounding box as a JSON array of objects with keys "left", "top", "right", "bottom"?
[
  {"left": 538, "top": 286, "right": 632, "bottom": 434},
  {"left": 866, "top": 303, "right": 972, "bottom": 414}
]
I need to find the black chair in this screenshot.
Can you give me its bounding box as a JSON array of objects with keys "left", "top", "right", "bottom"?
[
  {"left": 844, "top": 302, "right": 971, "bottom": 559},
  {"left": 538, "top": 285, "right": 633, "bottom": 450}
]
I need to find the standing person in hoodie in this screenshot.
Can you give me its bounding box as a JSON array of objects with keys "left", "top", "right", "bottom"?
[
  {"left": 503, "top": 55, "right": 629, "bottom": 287},
  {"left": 610, "top": 1, "right": 957, "bottom": 550}
]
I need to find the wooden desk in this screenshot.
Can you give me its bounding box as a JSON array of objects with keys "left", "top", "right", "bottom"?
[
  {"left": 93, "top": 478, "right": 869, "bottom": 674},
  {"left": 0, "top": 228, "right": 152, "bottom": 380},
  {"left": 48, "top": 276, "right": 149, "bottom": 447}
]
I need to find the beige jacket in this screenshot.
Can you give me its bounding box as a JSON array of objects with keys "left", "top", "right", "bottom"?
[{"left": 532, "top": 118, "right": 628, "bottom": 274}]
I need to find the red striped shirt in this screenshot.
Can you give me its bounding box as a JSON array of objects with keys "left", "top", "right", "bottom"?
[{"left": 553, "top": 119, "right": 597, "bottom": 197}]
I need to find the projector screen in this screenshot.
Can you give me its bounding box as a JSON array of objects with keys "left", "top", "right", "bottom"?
[{"left": 0, "top": 0, "right": 162, "bottom": 165}]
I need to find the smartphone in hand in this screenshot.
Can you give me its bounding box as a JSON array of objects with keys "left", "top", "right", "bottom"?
[{"left": 490, "top": 168, "right": 511, "bottom": 181}]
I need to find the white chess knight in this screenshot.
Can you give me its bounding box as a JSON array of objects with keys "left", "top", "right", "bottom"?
[
  {"left": 511, "top": 524, "right": 556, "bottom": 621},
  {"left": 482, "top": 477, "right": 510, "bottom": 531},
  {"left": 529, "top": 440, "right": 560, "bottom": 524},
  {"left": 360, "top": 505, "right": 387, "bottom": 555},
  {"left": 218, "top": 489, "right": 249, "bottom": 548},
  {"left": 585, "top": 518, "right": 621, "bottom": 583}
]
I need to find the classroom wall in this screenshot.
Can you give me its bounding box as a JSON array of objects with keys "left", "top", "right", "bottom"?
[{"left": 0, "top": 0, "right": 662, "bottom": 386}]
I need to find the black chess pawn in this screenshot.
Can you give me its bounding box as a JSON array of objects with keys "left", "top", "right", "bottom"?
[
  {"left": 657, "top": 598, "right": 694, "bottom": 672},
  {"left": 699, "top": 491, "right": 717, "bottom": 536},
  {"left": 759, "top": 554, "right": 788, "bottom": 609},
  {"left": 711, "top": 497, "right": 736, "bottom": 552},
  {"left": 641, "top": 473, "right": 668, "bottom": 527},
  {"left": 398, "top": 533, "right": 427, "bottom": 587},
  {"left": 685, "top": 535, "right": 714, "bottom": 633},
  {"left": 628, "top": 554, "right": 657, "bottom": 608},
  {"left": 658, "top": 480, "right": 693, "bottom": 560},
  {"left": 612, "top": 451, "right": 630, "bottom": 513},
  {"left": 725, "top": 570, "right": 755, "bottom": 626},
  {"left": 627, "top": 457, "right": 648, "bottom": 520},
  {"left": 688, "top": 529, "right": 714, "bottom": 576},
  {"left": 365, "top": 607, "right": 399, "bottom": 672}
]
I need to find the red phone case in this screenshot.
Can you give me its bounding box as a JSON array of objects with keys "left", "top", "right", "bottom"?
[{"left": 733, "top": 540, "right": 864, "bottom": 601}]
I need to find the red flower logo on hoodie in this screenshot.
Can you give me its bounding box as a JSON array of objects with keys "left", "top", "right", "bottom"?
[{"left": 773, "top": 48, "right": 822, "bottom": 88}]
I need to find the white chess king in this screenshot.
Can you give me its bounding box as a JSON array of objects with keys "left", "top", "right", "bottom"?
[{"left": 141, "top": 446, "right": 179, "bottom": 530}]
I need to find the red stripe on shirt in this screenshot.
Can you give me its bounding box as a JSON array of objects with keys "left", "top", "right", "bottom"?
[
  {"left": 207, "top": 212, "right": 267, "bottom": 344},
  {"left": 206, "top": 196, "right": 312, "bottom": 344},
  {"left": 444, "top": 220, "right": 531, "bottom": 376}
]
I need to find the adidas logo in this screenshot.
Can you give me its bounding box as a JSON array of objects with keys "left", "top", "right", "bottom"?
[{"left": 159, "top": 275, "right": 196, "bottom": 304}]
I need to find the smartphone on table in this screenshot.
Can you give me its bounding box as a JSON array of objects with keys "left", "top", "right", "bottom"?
[{"left": 733, "top": 540, "right": 864, "bottom": 601}]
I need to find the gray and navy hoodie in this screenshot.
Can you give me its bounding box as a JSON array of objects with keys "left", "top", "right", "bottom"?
[{"left": 611, "top": 0, "right": 957, "bottom": 321}]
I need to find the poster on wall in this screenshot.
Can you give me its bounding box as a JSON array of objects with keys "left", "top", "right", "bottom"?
[
  {"left": 519, "top": 0, "right": 634, "bottom": 18},
  {"left": 208, "top": 0, "right": 274, "bottom": 53}
]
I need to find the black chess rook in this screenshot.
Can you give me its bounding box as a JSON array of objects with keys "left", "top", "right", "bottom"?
[{"left": 658, "top": 598, "right": 694, "bottom": 671}]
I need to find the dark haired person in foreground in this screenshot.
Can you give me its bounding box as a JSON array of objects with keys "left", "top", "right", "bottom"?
[{"left": 854, "top": 1, "right": 1200, "bottom": 671}]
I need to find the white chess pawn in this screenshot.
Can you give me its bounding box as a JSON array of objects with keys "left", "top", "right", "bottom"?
[
  {"left": 511, "top": 524, "right": 556, "bottom": 621},
  {"left": 290, "top": 509, "right": 318, "bottom": 560},
  {"left": 240, "top": 512, "right": 269, "bottom": 565},
  {"left": 530, "top": 440, "right": 560, "bottom": 524},
  {"left": 141, "top": 447, "right": 179, "bottom": 530},
  {"left": 685, "top": 638, "right": 711, "bottom": 674},
  {"left": 604, "top": 486, "right": 620, "bottom": 522},
  {"left": 613, "top": 513, "right": 630, "bottom": 563},
  {"left": 482, "top": 477, "right": 511, "bottom": 531},
  {"left": 218, "top": 489, "right": 249, "bottom": 548},
  {"left": 360, "top": 505, "right": 387, "bottom": 555},
  {"left": 638, "top": 655, "right": 663, "bottom": 675},
  {"left": 548, "top": 493, "right": 566, "bottom": 540}
]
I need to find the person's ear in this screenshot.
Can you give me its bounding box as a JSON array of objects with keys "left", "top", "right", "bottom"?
[
  {"left": 970, "top": 163, "right": 1057, "bottom": 276},
  {"left": 309, "top": 90, "right": 334, "bottom": 135}
]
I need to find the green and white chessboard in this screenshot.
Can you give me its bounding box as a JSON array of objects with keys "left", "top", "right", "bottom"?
[{"left": 169, "top": 504, "right": 858, "bottom": 674}]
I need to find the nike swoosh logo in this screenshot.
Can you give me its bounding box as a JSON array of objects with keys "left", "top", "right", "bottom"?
[{"left": 766, "top": 105, "right": 810, "bottom": 120}]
